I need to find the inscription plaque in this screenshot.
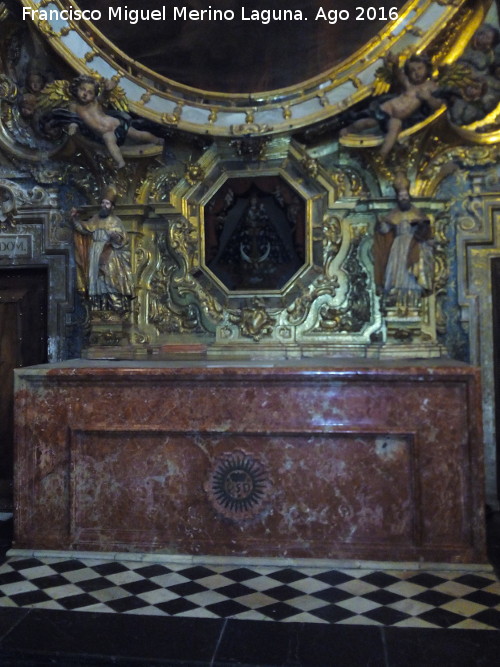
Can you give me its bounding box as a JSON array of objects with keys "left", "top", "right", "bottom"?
[{"left": 0, "top": 235, "right": 31, "bottom": 259}]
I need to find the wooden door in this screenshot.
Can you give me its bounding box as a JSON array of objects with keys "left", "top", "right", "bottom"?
[{"left": 0, "top": 268, "right": 47, "bottom": 507}]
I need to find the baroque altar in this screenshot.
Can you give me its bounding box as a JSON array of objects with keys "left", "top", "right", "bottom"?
[
  {"left": 1, "top": 0, "right": 499, "bottom": 560},
  {"left": 15, "top": 358, "right": 486, "bottom": 563}
]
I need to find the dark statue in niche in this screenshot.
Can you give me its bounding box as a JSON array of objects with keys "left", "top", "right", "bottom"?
[{"left": 204, "top": 179, "right": 305, "bottom": 291}]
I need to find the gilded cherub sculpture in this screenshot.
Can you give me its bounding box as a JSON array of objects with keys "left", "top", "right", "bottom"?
[
  {"left": 340, "top": 54, "right": 443, "bottom": 158},
  {"left": 339, "top": 51, "right": 486, "bottom": 154},
  {"left": 458, "top": 23, "right": 499, "bottom": 77},
  {"left": 38, "top": 74, "right": 164, "bottom": 168}
]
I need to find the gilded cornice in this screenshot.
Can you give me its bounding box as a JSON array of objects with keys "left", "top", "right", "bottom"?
[{"left": 18, "top": 0, "right": 491, "bottom": 137}]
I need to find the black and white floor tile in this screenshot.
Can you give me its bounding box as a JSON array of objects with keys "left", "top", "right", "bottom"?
[{"left": 0, "top": 554, "right": 499, "bottom": 630}]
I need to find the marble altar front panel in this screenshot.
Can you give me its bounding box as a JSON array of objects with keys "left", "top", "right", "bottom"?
[{"left": 13, "top": 360, "right": 486, "bottom": 563}]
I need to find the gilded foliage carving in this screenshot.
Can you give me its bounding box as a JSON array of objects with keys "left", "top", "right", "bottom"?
[
  {"left": 311, "top": 236, "right": 371, "bottom": 334},
  {"left": 148, "top": 226, "right": 223, "bottom": 336},
  {"left": 136, "top": 165, "right": 180, "bottom": 203},
  {"left": 229, "top": 299, "right": 276, "bottom": 341}
]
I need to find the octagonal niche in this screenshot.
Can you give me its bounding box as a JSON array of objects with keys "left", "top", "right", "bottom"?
[{"left": 202, "top": 175, "right": 309, "bottom": 299}]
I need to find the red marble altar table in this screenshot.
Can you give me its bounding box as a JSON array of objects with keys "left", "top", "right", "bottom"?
[{"left": 13, "top": 359, "right": 487, "bottom": 563}]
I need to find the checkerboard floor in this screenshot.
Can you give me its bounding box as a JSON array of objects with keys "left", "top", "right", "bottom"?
[{"left": 0, "top": 555, "right": 498, "bottom": 630}]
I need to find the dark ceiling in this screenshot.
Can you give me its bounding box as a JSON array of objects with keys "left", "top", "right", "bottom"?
[{"left": 77, "top": 0, "right": 406, "bottom": 93}]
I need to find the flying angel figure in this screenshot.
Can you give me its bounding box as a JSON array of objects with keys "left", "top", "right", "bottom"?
[
  {"left": 339, "top": 53, "right": 445, "bottom": 158},
  {"left": 37, "top": 74, "right": 164, "bottom": 168}
]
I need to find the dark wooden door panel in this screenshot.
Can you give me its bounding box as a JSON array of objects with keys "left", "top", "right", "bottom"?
[{"left": 0, "top": 270, "right": 48, "bottom": 486}]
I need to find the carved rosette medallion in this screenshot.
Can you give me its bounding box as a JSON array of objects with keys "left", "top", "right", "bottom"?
[{"left": 205, "top": 451, "right": 271, "bottom": 520}]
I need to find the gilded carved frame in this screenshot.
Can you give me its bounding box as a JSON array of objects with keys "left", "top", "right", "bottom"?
[{"left": 19, "top": 0, "right": 489, "bottom": 137}]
